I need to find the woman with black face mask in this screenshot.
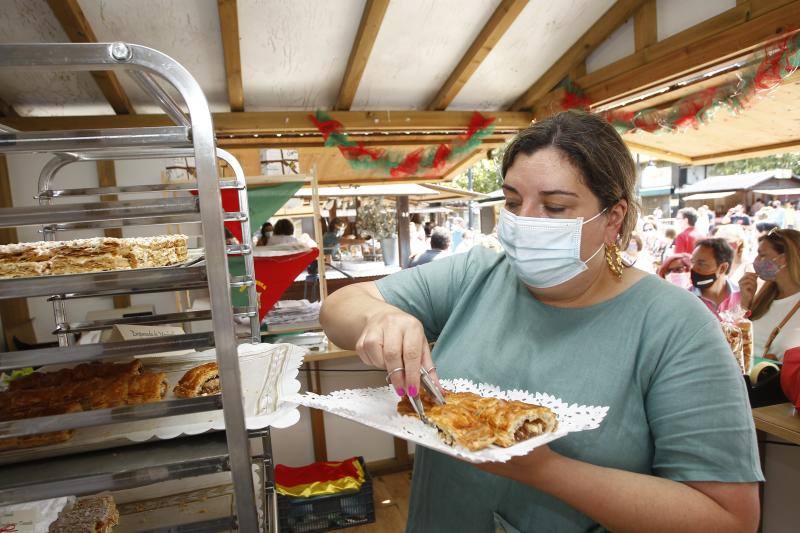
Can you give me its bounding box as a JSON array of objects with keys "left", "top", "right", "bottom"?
[{"left": 689, "top": 238, "right": 740, "bottom": 316}]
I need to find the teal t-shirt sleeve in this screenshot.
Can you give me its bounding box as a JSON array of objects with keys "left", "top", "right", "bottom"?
[
  {"left": 646, "top": 316, "right": 764, "bottom": 482},
  {"left": 375, "top": 251, "right": 474, "bottom": 340}
]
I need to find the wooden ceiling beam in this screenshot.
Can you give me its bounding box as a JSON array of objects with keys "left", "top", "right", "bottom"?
[
  {"left": 577, "top": 1, "right": 753, "bottom": 92},
  {"left": 582, "top": 0, "right": 800, "bottom": 107},
  {"left": 217, "top": 0, "right": 245, "bottom": 112},
  {"left": 510, "top": 0, "right": 647, "bottom": 111},
  {"left": 633, "top": 0, "right": 657, "bottom": 51},
  {"left": 530, "top": 0, "right": 800, "bottom": 117},
  {"left": 46, "top": 0, "right": 134, "bottom": 115},
  {"left": 218, "top": 134, "right": 511, "bottom": 149},
  {"left": 427, "top": 0, "right": 528, "bottom": 110},
  {"left": 623, "top": 141, "right": 693, "bottom": 165},
  {"left": 335, "top": 0, "right": 391, "bottom": 110},
  {"left": 3, "top": 110, "right": 533, "bottom": 134},
  {"left": 690, "top": 138, "right": 800, "bottom": 165}
]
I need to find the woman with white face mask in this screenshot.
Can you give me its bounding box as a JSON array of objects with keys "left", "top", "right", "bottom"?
[{"left": 320, "top": 111, "right": 761, "bottom": 532}]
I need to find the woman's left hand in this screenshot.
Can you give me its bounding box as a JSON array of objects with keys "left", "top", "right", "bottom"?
[{"left": 473, "top": 444, "right": 555, "bottom": 488}]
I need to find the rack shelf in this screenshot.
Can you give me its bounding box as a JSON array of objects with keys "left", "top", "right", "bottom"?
[
  {"left": 0, "top": 431, "right": 232, "bottom": 506},
  {"left": 0, "top": 197, "right": 199, "bottom": 228},
  {"left": 140, "top": 517, "right": 238, "bottom": 533},
  {"left": 0, "top": 332, "right": 215, "bottom": 371},
  {"left": 0, "top": 126, "right": 192, "bottom": 153},
  {"left": 0, "top": 42, "right": 265, "bottom": 530},
  {"left": 0, "top": 395, "right": 223, "bottom": 439},
  {"left": 53, "top": 307, "right": 256, "bottom": 335},
  {"left": 0, "top": 265, "right": 209, "bottom": 300},
  {"left": 37, "top": 179, "right": 242, "bottom": 198}
]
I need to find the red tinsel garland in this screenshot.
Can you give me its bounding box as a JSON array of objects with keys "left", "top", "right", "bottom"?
[
  {"left": 559, "top": 31, "right": 800, "bottom": 136},
  {"left": 308, "top": 110, "right": 496, "bottom": 178}
]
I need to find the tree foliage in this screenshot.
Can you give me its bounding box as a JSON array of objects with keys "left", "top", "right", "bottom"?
[
  {"left": 709, "top": 152, "right": 800, "bottom": 175},
  {"left": 447, "top": 150, "right": 504, "bottom": 194}
]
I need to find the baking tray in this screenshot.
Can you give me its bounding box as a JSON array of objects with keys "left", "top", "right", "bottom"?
[{"left": 0, "top": 343, "right": 304, "bottom": 465}]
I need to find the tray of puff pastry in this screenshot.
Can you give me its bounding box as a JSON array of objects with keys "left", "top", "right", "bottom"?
[
  {"left": 0, "top": 343, "right": 304, "bottom": 464},
  {"left": 0, "top": 235, "right": 192, "bottom": 280},
  {"left": 296, "top": 379, "right": 609, "bottom": 463}
]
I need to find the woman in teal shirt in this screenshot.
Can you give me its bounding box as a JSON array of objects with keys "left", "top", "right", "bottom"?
[{"left": 321, "top": 111, "right": 762, "bottom": 532}]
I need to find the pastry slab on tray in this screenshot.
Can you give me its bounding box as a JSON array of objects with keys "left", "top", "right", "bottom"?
[
  {"left": 0, "top": 360, "right": 168, "bottom": 452},
  {"left": 0, "top": 343, "right": 305, "bottom": 464},
  {"left": 48, "top": 494, "right": 119, "bottom": 533},
  {"left": 296, "top": 378, "right": 608, "bottom": 463},
  {"left": 397, "top": 389, "right": 560, "bottom": 451},
  {"left": 0, "top": 235, "right": 188, "bottom": 279}
]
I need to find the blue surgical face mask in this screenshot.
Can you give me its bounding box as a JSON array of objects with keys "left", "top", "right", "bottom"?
[{"left": 498, "top": 208, "right": 607, "bottom": 288}]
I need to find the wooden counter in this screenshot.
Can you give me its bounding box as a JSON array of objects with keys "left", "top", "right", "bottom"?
[
  {"left": 304, "top": 347, "right": 358, "bottom": 363},
  {"left": 753, "top": 403, "right": 800, "bottom": 445}
]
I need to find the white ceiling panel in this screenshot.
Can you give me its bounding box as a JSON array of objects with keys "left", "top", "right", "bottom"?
[
  {"left": 657, "top": 0, "right": 734, "bottom": 41},
  {"left": 239, "top": 0, "right": 366, "bottom": 111},
  {"left": 351, "top": 0, "right": 502, "bottom": 110},
  {"left": 0, "top": 0, "right": 114, "bottom": 117},
  {"left": 586, "top": 18, "right": 634, "bottom": 74},
  {"left": 78, "top": 0, "right": 230, "bottom": 113},
  {"left": 450, "top": 0, "right": 615, "bottom": 110}
]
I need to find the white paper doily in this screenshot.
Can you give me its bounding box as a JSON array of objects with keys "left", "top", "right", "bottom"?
[{"left": 294, "top": 378, "right": 609, "bottom": 463}]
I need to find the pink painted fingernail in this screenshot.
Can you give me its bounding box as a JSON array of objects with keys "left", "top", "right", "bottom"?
[
  {"left": 408, "top": 385, "right": 418, "bottom": 397},
  {"left": 395, "top": 387, "right": 405, "bottom": 397}
]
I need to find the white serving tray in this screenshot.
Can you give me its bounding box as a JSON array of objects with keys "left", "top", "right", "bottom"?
[{"left": 295, "top": 378, "right": 609, "bottom": 463}]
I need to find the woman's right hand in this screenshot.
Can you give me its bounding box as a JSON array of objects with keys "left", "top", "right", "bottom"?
[
  {"left": 739, "top": 272, "right": 758, "bottom": 310},
  {"left": 355, "top": 307, "right": 437, "bottom": 398}
]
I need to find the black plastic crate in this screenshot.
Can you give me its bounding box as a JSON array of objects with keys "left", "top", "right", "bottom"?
[{"left": 277, "top": 457, "right": 376, "bottom": 533}]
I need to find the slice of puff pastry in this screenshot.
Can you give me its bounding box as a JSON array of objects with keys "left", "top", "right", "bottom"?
[
  {"left": 174, "top": 362, "right": 220, "bottom": 398},
  {"left": 425, "top": 403, "right": 496, "bottom": 451},
  {"left": 480, "top": 399, "right": 559, "bottom": 448}
]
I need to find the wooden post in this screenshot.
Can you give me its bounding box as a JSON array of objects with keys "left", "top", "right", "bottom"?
[
  {"left": 96, "top": 160, "right": 131, "bottom": 309},
  {"left": 311, "top": 166, "right": 328, "bottom": 301},
  {"left": 308, "top": 167, "right": 329, "bottom": 462},
  {"left": 0, "top": 155, "right": 36, "bottom": 349},
  {"left": 396, "top": 196, "right": 411, "bottom": 267},
  {"left": 634, "top": 0, "right": 657, "bottom": 52},
  {"left": 393, "top": 437, "right": 410, "bottom": 466},
  {"left": 307, "top": 362, "right": 328, "bottom": 462}
]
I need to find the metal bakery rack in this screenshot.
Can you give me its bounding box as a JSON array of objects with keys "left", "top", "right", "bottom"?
[{"left": 0, "top": 43, "right": 282, "bottom": 531}]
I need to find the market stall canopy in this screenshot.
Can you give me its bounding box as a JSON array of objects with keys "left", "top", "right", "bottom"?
[
  {"left": 297, "top": 143, "right": 493, "bottom": 186},
  {"left": 754, "top": 188, "right": 800, "bottom": 196},
  {"left": 618, "top": 71, "right": 800, "bottom": 166},
  {"left": 411, "top": 206, "right": 453, "bottom": 214},
  {"left": 682, "top": 191, "right": 737, "bottom": 201},
  {"left": 675, "top": 169, "right": 800, "bottom": 195},
  {"left": 411, "top": 184, "right": 488, "bottom": 203},
  {"left": 477, "top": 188, "right": 505, "bottom": 206}
]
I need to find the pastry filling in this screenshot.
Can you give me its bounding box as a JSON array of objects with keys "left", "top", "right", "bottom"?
[{"left": 201, "top": 377, "right": 220, "bottom": 395}]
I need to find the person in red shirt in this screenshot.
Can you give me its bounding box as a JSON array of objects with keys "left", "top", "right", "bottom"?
[{"left": 674, "top": 207, "right": 701, "bottom": 254}]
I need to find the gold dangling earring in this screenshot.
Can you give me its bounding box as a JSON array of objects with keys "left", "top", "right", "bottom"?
[{"left": 605, "top": 241, "right": 624, "bottom": 279}]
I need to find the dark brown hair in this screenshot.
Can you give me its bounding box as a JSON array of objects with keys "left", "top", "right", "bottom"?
[
  {"left": 501, "top": 110, "right": 639, "bottom": 246},
  {"left": 274, "top": 218, "right": 294, "bottom": 236},
  {"left": 694, "top": 238, "right": 734, "bottom": 274}
]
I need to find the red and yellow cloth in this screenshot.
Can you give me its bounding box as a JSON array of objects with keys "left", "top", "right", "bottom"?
[{"left": 275, "top": 457, "right": 365, "bottom": 498}]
